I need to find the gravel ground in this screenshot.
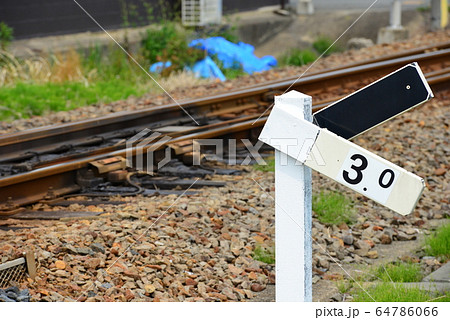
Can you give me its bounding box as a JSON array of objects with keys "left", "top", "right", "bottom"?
[
  {"left": 0, "top": 95, "right": 448, "bottom": 302},
  {"left": 0, "top": 30, "right": 449, "bottom": 302}
]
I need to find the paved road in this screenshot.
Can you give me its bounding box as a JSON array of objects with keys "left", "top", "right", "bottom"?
[{"left": 312, "top": 0, "right": 430, "bottom": 10}]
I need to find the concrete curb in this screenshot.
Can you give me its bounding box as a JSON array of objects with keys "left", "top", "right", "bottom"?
[{"left": 423, "top": 261, "right": 450, "bottom": 283}]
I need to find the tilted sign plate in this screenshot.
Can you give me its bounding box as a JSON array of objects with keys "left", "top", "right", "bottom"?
[
  {"left": 304, "top": 127, "right": 425, "bottom": 215},
  {"left": 313, "top": 62, "right": 433, "bottom": 139}
]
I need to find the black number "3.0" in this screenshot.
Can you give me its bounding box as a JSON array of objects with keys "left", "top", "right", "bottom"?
[{"left": 343, "top": 153, "right": 395, "bottom": 189}]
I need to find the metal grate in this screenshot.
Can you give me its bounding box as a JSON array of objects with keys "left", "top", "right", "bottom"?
[
  {"left": 0, "top": 252, "right": 36, "bottom": 288},
  {"left": 182, "top": 0, "right": 222, "bottom": 26},
  {"left": 0, "top": 257, "right": 26, "bottom": 288}
]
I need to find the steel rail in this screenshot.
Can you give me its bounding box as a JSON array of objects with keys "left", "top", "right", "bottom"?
[
  {"left": 1, "top": 68, "right": 448, "bottom": 212},
  {"left": 0, "top": 49, "right": 449, "bottom": 165},
  {"left": 0, "top": 48, "right": 449, "bottom": 212}
]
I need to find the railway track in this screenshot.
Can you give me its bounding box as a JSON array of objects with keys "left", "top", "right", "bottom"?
[{"left": 0, "top": 43, "right": 449, "bottom": 215}]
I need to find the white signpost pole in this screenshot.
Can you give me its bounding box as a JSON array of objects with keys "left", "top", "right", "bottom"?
[{"left": 273, "top": 92, "right": 313, "bottom": 302}]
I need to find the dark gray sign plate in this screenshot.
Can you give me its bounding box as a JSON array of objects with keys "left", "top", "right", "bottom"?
[{"left": 313, "top": 63, "right": 433, "bottom": 139}]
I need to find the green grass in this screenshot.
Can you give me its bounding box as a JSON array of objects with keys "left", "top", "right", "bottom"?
[
  {"left": 338, "top": 261, "right": 448, "bottom": 302},
  {"left": 253, "top": 157, "right": 275, "bottom": 172},
  {"left": 0, "top": 21, "right": 246, "bottom": 121},
  {"left": 416, "top": 6, "right": 430, "bottom": 12},
  {"left": 279, "top": 35, "right": 344, "bottom": 67},
  {"left": 312, "top": 191, "right": 355, "bottom": 225},
  {"left": 424, "top": 221, "right": 450, "bottom": 260},
  {"left": 373, "top": 262, "right": 423, "bottom": 283},
  {"left": 279, "top": 48, "right": 317, "bottom": 67},
  {"left": 353, "top": 282, "right": 450, "bottom": 302},
  {"left": 0, "top": 44, "right": 163, "bottom": 121},
  {"left": 221, "top": 67, "right": 246, "bottom": 80},
  {"left": 0, "top": 79, "right": 149, "bottom": 120},
  {"left": 312, "top": 36, "right": 342, "bottom": 56},
  {"left": 252, "top": 246, "right": 275, "bottom": 264}
]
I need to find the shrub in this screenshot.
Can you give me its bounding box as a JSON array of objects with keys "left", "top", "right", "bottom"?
[
  {"left": 0, "top": 22, "right": 13, "bottom": 50},
  {"left": 313, "top": 36, "right": 342, "bottom": 56},
  {"left": 141, "top": 22, "right": 203, "bottom": 74},
  {"left": 280, "top": 48, "right": 317, "bottom": 67}
]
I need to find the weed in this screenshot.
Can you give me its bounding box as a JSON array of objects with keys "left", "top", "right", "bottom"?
[
  {"left": 50, "top": 50, "right": 86, "bottom": 83},
  {"left": 211, "top": 55, "right": 245, "bottom": 79},
  {"left": 342, "top": 260, "right": 447, "bottom": 302},
  {"left": 337, "top": 280, "right": 353, "bottom": 294},
  {"left": 424, "top": 221, "right": 450, "bottom": 260},
  {"left": 0, "top": 79, "right": 150, "bottom": 121},
  {"left": 81, "top": 44, "right": 143, "bottom": 82},
  {"left": 253, "top": 158, "right": 275, "bottom": 172},
  {"left": 374, "top": 261, "right": 423, "bottom": 283},
  {"left": 313, "top": 36, "right": 342, "bottom": 56},
  {"left": 253, "top": 246, "right": 275, "bottom": 264},
  {"left": 312, "top": 191, "right": 355, "bottom": 225},
  {"left": 121, "top": 0, "right": 140, "bottom": 28},
  {"left": 280, "top": 48, "right": 317, "bottom": 67},
  {"left": 0, "top": 22, "right": 13, "bottom": 50},
  {"left": 353, "top": 282, "right": 450, "bottom": 302}
]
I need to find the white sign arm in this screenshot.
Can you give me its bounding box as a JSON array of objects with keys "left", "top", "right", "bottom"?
[
  {"left": 260, "top": 110, "right": 425, "bottom": 216},
  {"left": 304, "top": 126, "right": 425, "bottom": 215}
]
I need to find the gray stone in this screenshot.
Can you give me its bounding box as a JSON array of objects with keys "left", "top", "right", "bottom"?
[
  {"left": 343, "top": 234, "right": 354, "bottom": 245},
  {"left": 40, "top": 250, "right": 52, "bottom": 259},
  {"left": 361, "top": 228, "right": 375, "bottom": 239},
  {"left": 347, "top": 37, "right": 374, "bottom": 50},
  {"left": 90, "top": 243, "right": 106, "bottom": 254},
  {"left": 20, "top": 289, "right": 29, "bottom": 296},
  {"left": 355, "top": 249, "right": 369, "bottom": 257},
  {"left": 336, "top": 250, "right": 345, "bottom": 260},
  {"left": 6, "top": 286, "right": 20, "bottom": 295},
  {"left": 6, "top": 291, "right": 17, "bottom": 300},
  {"left": 0, "top": 294, "right": 15, "bottom": 302},
  {"left": 318, "top": 256, "right": 330, "bottom": 269},
  {"left": 396, "top": 231, "right": 416, "bottom": 241},
  {"left": 330, "top": 293, "right": 343, "bottom": 302},
  {"left": 101, "top": 283, "right": 113, "bottom": 289},
  {"left": 16, "top": 295, "right": 30, "bottom": 302},
  {"left": 62, "top": 244, "right": 94, "bottom": 255},
  {"left": 354, "top": 240, "right": 371, "bottom": 251}
]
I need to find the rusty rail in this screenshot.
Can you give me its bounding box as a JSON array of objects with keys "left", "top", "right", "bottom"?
[{"left": 0, "top": 47, "right": 449, "bottom": 213}]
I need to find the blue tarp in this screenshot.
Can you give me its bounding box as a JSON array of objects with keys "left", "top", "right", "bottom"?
[
  {"left": 189, "top": 37, "right": 277, "bottom": 76},
  {"left": 189, "top": 56, "right": 226, "bottom": 81},
  {"left": 149, "top": 61, "right": 172, "bottom": 73},
  {"left": 149, "top": 37, "right": 277, "bottom": 81}
]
